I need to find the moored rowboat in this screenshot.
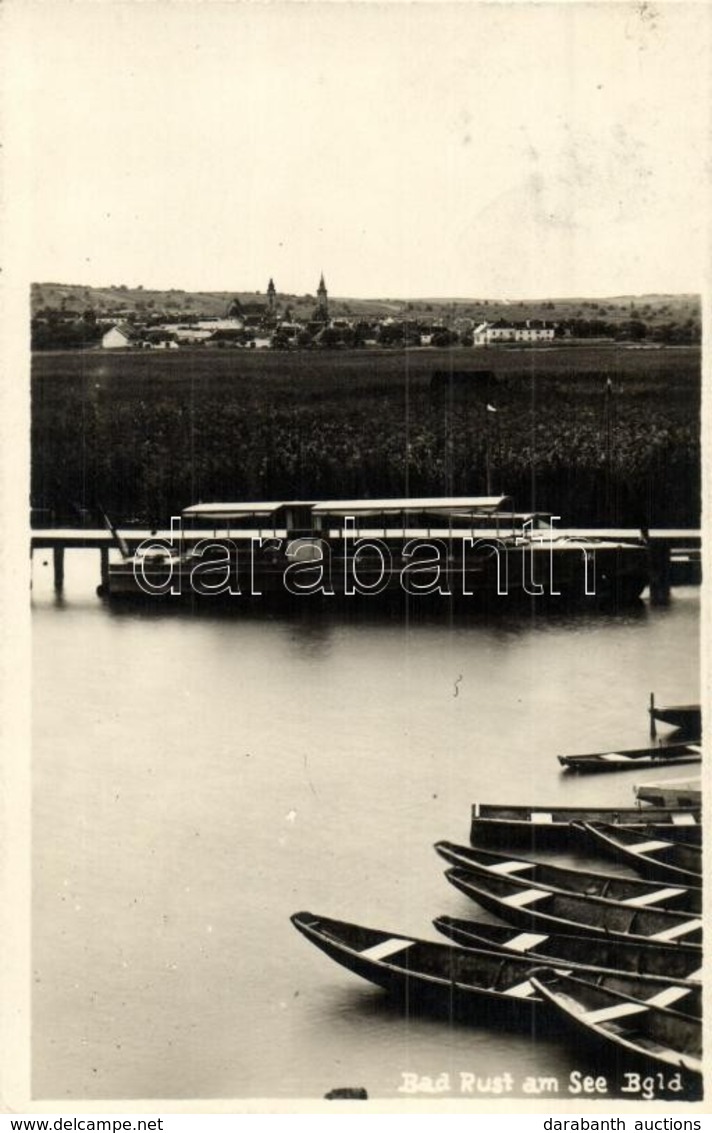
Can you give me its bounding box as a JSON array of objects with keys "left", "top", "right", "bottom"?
[
  {"left": 444, "top": 868, "right": 703, "bottom": 946},
  {"left": 557, "top": 741, "right": 701, "bottom": 774},
  {"left": 434, "top": 841, "right": 701, "bottom": 913},
  {"left": 432, "top": 917, "right": 703, "bottom": 984},
  {"left": 291, "top": 910, "right": 545, "bottom": 1031},
  {"left": 530, "top": 970, "right": 702, "bottom": 1098},
  {"left": 578, "top": 822, "right": 702, "bottom": 886},
  {"left": 470, "top": 803, "right": 701, "bottom": 849},
  {"left": 634, "top": 777, "right": 702, "bottom": 809},
  {"left": 649, "top": 698, "right": 701, "bottom": 738}
]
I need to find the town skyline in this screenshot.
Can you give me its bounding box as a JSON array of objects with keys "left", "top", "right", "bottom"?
[{"left": 31, "top": 276, "right": 701, "bottom": 352}]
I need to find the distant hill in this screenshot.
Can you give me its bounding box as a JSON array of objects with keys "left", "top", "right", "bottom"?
[{"left": 31, "top": 282, "right": 700, "bottom": 327}]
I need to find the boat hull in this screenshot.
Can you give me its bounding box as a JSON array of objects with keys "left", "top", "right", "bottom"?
[
  {"left": 557, "top": 741, "right": 701, "bottom": 773},
  {"left": 530, "top": 971, "right": 702, "bottom": 1100},
  {"left": 433, "top": 917, "right": 703, "bottom": 984},
  {"left": 469, "top": 803, "right": 702, "bottom": 849},
  {"left": 434, "top": 841, "right": 701, "bottom": 913},
  {"left": 290, "top": 911, "right": 545, "bottom": 1032},
  {"left": 649, "top": 705, "right": 701, "bottom": 736},
  {"left": 579, "top": 822, "right": 702, "bottom": 885},
  {"left": 635, "top": 779, "right": 702, "bottom": 809},
  {"left": 105, "top": 532, "right": 649, "bottom": 607},
  {"left": 445, "top": 868, "right": 703, "bottom": 946}
]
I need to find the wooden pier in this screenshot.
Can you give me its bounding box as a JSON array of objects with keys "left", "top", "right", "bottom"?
[
  {"left": 31, "top": 528, "right": 160, "bottom": 593},
  {"left": 30, "top": 526, "right": 701, "bottom": 603}
]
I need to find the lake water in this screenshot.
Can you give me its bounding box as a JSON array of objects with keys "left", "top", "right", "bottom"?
[{"left": 31, "top": 552, "right": 701, "bottom": 1102}]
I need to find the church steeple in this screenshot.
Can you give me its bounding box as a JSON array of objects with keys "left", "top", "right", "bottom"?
[
  {"left": 316, "top": 273, "right": 328, "bottom": 321},
  {"left": 267, "top": 278, "right": 276, "bottom": 312}
]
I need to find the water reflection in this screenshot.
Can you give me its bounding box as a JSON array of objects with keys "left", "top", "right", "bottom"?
[{"left": 314, "top": 985, "right": 575, "bottom": 1099}]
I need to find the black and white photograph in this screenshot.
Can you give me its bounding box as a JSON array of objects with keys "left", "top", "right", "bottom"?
[{"left": 2, "top": 0, "right": 709, "bottom": 1116}]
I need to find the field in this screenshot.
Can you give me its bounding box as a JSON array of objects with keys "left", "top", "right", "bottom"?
[{"left": 31, "top": 344, "right": 701, "bottom": 528}]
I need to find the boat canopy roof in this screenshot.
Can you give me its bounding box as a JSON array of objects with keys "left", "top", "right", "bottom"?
[
  {"left": 182, "top": 501, "right": 312, "bottom": 519},
  {"left": 182, "top": 497, "right": 511, "bottom": 520},
  {"left": 311, "top": 496, "right": 509, "bottom": 516}
]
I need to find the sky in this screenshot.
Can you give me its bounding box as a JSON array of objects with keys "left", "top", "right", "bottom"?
[{"left": 4, "top": 0, "right": 711, "bottom": 299}]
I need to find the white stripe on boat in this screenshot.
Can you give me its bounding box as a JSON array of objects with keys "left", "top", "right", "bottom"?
[
  {"left": 503, "top": 932, "right": 550, "bottom": 952},
  {"left": 622, "top": 887, "right": 686, "bottom": 907},
  {"left": 671, "top": 813, "right": 697, "bottom": 825},
  {"left": 648, "top": 918, "right": 702, "bottom": 943},
  {"left": 688, "top": 968, "right": 703, "bottom": 982},
  {"left": 530, "top": 812, "right": 554, "bottom": 824},
  {"left": 600, "top": 752, "right": 633, "bottom": 762},
  {"left": 490, "top": 860, "right": 533, "bottom": 875},
  {"left": 581, "top": 1001, "right": 648, "bottom": 1025},
  {"left": 644, "top": 986, "right": 691, "bottom": 1009},
  {"left": 680, "top": 1056, "right": 704, "bottom": 1075},
  {"left": 633, "top": 840, "right": 672, "bottom": 853},
  {"left": 502, "top": 887, "right": 550, "bottom": 908},
  {"left": 688, "top": 744, "right": 701, "bottom": 753},
  {"left": 505, "top": 979, "right": 537, "bottom": 998},
  {"left": 359, "top": 938, "right": 416, "bottom": 961}
]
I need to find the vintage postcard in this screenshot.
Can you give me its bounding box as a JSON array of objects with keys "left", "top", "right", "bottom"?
[{"left": 1, "top": 0, "right": 709, "bottom": 1118}]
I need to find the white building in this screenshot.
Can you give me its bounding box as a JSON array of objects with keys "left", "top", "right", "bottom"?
[
  {"left": 473, "top": 320, "right": 555, "bottom": 346},
  {"left": 102, "top": 324, "right": 141, "bottom": 349},
  {"left": 162, "top": 323, "right": 215, "bottom": 344},
  {"left": 195, "top": 317, "right": 245, "bottom": 331}
]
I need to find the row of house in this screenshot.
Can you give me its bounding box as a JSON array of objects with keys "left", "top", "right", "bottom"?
[
  {"left": 102, "top": 317, "right": 337, "bottom": 351},
  {"left": 102, "top": 316, "right": 558, "bottom": 351}
]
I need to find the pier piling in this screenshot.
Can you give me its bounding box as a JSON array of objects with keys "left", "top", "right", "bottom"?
[
  {"left": 100, "top": 547, "right": 110, "bottom": 588},
  {"left": 648, "top": 543, "right": 671, "bottom": 606},
  {"left": 53, "top": 546, "right": 65, "bottom": 592}
]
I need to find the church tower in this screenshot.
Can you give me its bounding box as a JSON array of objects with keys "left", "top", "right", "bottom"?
[
  {"left": 316, "top": 273, "right": 329, "bottom": 322},
  {"left": 267, "top": 278, "right": 276, "bottom": 312}
]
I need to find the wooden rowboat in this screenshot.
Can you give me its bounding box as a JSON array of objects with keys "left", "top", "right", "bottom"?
[
  {"left": 649, "top": 697, "right": 701, "bottom": 739},
  {"left": 291, "top": 910, "right": 546, "bottom": 1031},
  {"left": 470, "top": 803, "right": 701, "bottom": 849},
  {"left": 289, "top": 912, "right": 700, "bottom": 1033},
  {"left": 557, "top": 741, "right": 701, "bottom": 774},
  {"left": 634, "top": 777, "right": 701, "bottom": 809},
  {"left": 530, "top": 970, "right": 702, "bottom": 1098},
  {"left": 444, "top": 867, "right": 703, "bottom": 946},
  {"left": 432, "top": 917, "right": 703, "bottom": 984},
  {"left": 578, "top": 822, "right": 702, "bottom": 886},
  {"left": 434, "top": 841, "right": 701, "bottom": 913}
]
